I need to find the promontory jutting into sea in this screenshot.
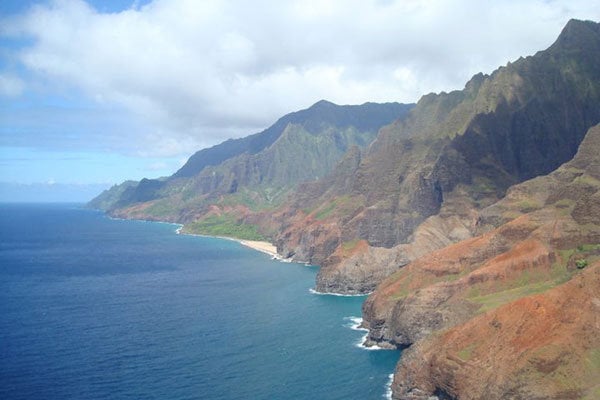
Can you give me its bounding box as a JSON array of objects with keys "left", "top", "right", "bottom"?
[{"left": 1, "top": 4, "right": 600, "bottom": 399}]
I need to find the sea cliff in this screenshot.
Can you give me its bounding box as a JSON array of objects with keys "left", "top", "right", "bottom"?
[
  {"left": 362, "top": 123, "right": 600, "bottom": 399},
  {"left": 89, "top": 19, "right": 600, "bottom": 399}
]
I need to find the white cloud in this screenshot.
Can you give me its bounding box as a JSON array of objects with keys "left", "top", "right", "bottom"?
[{"left": 1, "top": 0, "right": 599, "bottom": 158}]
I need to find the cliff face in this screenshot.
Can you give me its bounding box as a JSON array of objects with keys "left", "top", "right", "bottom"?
[
  {"left": 87, "top": 180, "right": 138, "bottom": 211},
  {"left": 91, "top": 100, "right": 413, "bottom": 234},
  {"left": 362, "top": 123, "right": 600, "bottom": 399},
  {"left": 273, "top": 19, "right": 600, "bottom": 294},
  {"left": 393, "top": 263, "right": 600, "bottom": 400},
  {"left": 86, "top": 19, "right": 600, "bottom": 398}
]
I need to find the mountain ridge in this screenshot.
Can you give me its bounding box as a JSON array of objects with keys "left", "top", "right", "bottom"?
[
  {"left": 90, "top": 100, "right": 414, "bottom": 234},
  {"left": 173, "top": 99, "right": 409, "bottom": 179},
  {"left": 271, "top": 18, "right": 600, "bottom": 295},
  {"left": 88, "top": 18, "right": 600, "bottom": 399}
]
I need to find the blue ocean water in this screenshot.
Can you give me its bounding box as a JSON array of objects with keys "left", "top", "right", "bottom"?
[{"left": 0, "top": 203, "right": 399, "bottom": 399}]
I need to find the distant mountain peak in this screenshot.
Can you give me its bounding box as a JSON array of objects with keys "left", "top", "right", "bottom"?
[
  {"left": 311, "top": 99, "right": 336, "bottom": 107},
  {"left": 171, "top": 100, "right": 413, "bottom": 179},
  {"left": 550, "top": 18, "right": 600, "bottom": 52},
  {"left": 564, "top": 18, "right": 599, "bottom": 31},
  {"left": 90, "top": 100, "right": 414, "bottom": 210}
]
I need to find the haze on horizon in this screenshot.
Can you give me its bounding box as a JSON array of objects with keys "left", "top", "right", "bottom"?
[{"left": 0, "top": 0, "right": 598, "bottom": 201}]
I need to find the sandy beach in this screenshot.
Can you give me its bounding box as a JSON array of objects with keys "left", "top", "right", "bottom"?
[
  {"left": 238, "top": 240, "right": 279, "bottom": 258},
  {"left": 176, "top": 227, "right": 281, "bottom": 259}
]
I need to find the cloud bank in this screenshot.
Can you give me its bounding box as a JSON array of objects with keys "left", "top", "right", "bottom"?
[{"left": 1, "top": 0, "right": 599, "bottom": 158}]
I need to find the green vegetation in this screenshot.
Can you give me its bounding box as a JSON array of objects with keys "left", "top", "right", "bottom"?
[
  {"left": 587, "top": 348, "right": 600, "bottom": 372},
  {"left": 574, "top": 174, "right": 600, "bottom": 187},
  {"left": 516, "top": 199, "right": 541, "bottom": 212},
  {"left": 576, "top": 259, "right": 589, "bottom": 269},
  {"left": 581, "top": 387, "right": 600, "bottom": 400},
  {"left": 87, "top": 180, "right": 138, "bottom": 211},
  {"left": 559, "top": 248, "right": 577, "bottom": 263},
  {"left": 576, "top": 243, "right": 600, "bottom": 252},
  {"left": 389, "top": 273, "right": 415, "bottom": 300},
  {"left": 314, "top": 200, "right": 338, "bottom": 220},
  {"left": 216, "top": 186, "right": 293, "bottom": 211},
  {"left": 467, "top": 241, "right": 600, "bottom": 313},
  {"left": 457, "top": 343, "right": 477, "bottom": 361},
  {"left": 553, "top": 198, "right": 575, "bottom": 216},
  {"left": 338, "top": 239, "right": 369, "bottom": 257},
  {"left": 184, "top": 214, "right": 266, "bottom": 241},
  {"left": 471, "top": 177, "right": 498, "bottom": 196},
  {"left": 582, "top": 348, "right": 600, "bottom": 400},
  {"left": 310, "top": 195, "right": 360, "bottom": 221},
  {"left": 560, "top": 244, "right": 600, "bottom": 270},
  {"left": 469, "top": 280, "right": 562, "bottom": 313},
  {"left": 89, "top": 100, "right": 409, "bottom": 218},
  {"left": 553, "top": 198, "right": 573, "bottom": 209},
  {"left": 145, "top": 200, "right": 179, "bottom": 218},
  {"left": 469, "top": 259, "right": 573, "bottom": 313},
  {"left": 341, "top": 239, "right": 361, "bottom": 252}
]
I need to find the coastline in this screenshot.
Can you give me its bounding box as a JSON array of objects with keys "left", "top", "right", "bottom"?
[
  {"left": 238, "top": 239, "right": 279, "bottom": 258},
  {"left": 99, "top": 208, "right": 291, "bottom": 263},
  {"left": 174, "top": 225, "right": 283, "bottom": 260},
  {"left": 13, "top": 204, "right": 398, "bottom": 399}
]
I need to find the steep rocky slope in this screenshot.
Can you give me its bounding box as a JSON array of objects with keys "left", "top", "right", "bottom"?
[
  {"left": 392, "top": 263, "right": 600, "bottom": 400},
  {"left": 90, "top": 100, "right": 412, "bottom": 236},
  {"left": 86, "top": 19, "right": 600, "bottom": 398},
  {"left": 273, "top": 19, "right": 600, "bottom": 294},
  {"left": 361, "top": 123, "right": 600, "bottom": 399}
]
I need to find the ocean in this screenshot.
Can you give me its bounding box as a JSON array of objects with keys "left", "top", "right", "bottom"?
[{"left": 0, "top": 203, "right": 400, "bottom": 399}]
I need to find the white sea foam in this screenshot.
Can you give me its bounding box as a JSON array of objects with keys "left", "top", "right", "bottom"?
[
  {"left": 355, "top": 332, "right": 389, "bottom": 351},
  {"left": 271, "top": 254, "right": 294, "bottom": 263},
  {"left": 384, "top": 374, "right": 394, "bottom": 399},
  {"left": 342, "top": 316, "right": 390, "bottom": 351},
  {"left": 308, "top": 288, "right": 371, "bottom": 297},
  {"left": 343, "top": 316, "right": 368, "bottom": 331}
]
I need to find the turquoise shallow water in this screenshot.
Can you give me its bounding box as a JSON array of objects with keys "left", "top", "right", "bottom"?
[{"left": 0, "top": 203, "right": 399, "bottom": 399}]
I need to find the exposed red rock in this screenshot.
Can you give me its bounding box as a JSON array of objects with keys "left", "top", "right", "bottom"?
[
  {"left": 269, "top": 19, "right": 600, "bottom": 296},
  {"left": 363, "top": 123, "right": 600, "bottom": 399},
  {"left": 393, "top": 262, "right": 600, "bottom": 400}
]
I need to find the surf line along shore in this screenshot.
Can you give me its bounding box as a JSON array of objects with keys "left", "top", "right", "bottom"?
[
  {"left": 175, "top": 226, "right": 285, "bottom": 260},
  {"left": 238, "top": 240, "right": 279, "bottom": 258}
]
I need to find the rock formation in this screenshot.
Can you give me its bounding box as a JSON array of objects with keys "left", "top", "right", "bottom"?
[
  {"left": 362, "top": 123, "right": 600, "bottom": 399},
  {"left": 88, "top": 19, "right": 600, "bottom": 399},
  {"left": 274, "top": 18, "right": 600, "bottom": 294},
  {"left": 90, "top": 100, "right": 413, "bottom": 238}
]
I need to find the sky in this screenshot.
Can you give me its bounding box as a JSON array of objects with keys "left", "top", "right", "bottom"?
[{"left": 0, "top": 0, "right": 599, "bottom": 201}]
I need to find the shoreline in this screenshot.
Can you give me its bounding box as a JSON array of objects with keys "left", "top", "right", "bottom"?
[
  {"left": 238, "top": 239, "right": 279, "bottom": 258},
  {"left": 100, "top": 209, "right": 395, "bottom": 396},
  {"left": 309, "top": 288, "right": 371, "bottom": 297},
  {"left": 175, "top": 225, "right": 284, "bottom": 260},
  {"left": 101, "top": 210, "right": 291, "bottom": 263}
]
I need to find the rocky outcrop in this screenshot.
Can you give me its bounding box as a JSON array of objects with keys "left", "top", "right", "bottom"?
[
  {"left": 282, "top": 18, "right": 600, "bottom": 294},
  {"left": 392, "top": 262, "right": 600, "bottom": 400},
  {"left": 92, "top": 21, "right": 600, "bottom": 297},
  {"left": 314, "top": 189, "right": 479, "bottom": 294},
  {"left": 362, "top": 123, "right": 600, "bottom": 399}
]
